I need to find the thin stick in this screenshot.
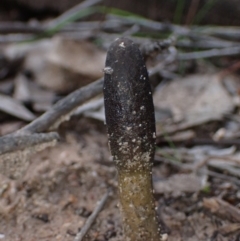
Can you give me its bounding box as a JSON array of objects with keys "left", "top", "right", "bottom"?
[
  {"left": 0, "top": 78, "right": 103, "bottom": 157},
  {"left": 0, "top": 22, "right": 44, "bottom": 34},
  {"left": 140, "top": 37, "right": 176, "bottom": 57},
  {"left": 47, "top": 0, "right": 102, "bottom": 27},
  {"left": 207, "top": 170, "right": 240, "bottom": 186},
  {"left": 19, "top": 62, "right": 164, "bottom": 135},
  {"left": 0, "top": 21, "right": 99, "bottom": 34},
  {"left": 19, "top": 77, "right": 104, "bottom": 134},
  {"left": 178, "top": 46, "right": 240, "bottom": 60},
  {"left": 0, "top": 78, "right": 103, "bottom": 155},
  {"left": 0, "top": 132, "right": 59, "bottom": 155},
  {"left": 0, "top": 34, "right": 34, "bottom": 43},
  {"left": 74, "top": 190, "right": 110, "bottom": 241},
  {"left": 0, "top": 60, "right": 171, "bottom": 155}
]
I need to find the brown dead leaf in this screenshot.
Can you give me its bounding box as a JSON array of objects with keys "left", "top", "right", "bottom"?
[
  {"left": 154, "top": 75, "right": 234, "bottom": 135},
  {"left": 218, "top": 223, "right": 240, "bottom": 236},
  {"left": 154, "top": 173, "right": 203, "bottom": 197},
  {"left": 24, "top": 37, "right": 106, "bottom": 93},
  {"left": 203, "top": 197, "right": 240, "bottom": 223},
  {"left": 28, "top": 81, "right": 55, "bottom": 112},
  {"left": 0, "top": 93, "right": 35, "bottom": 121},
  {"left": 14, "top": 73, "right": 55, "bottom": 112},
  {"left": 13, "top": 74, "right": 31, "bottom": 102}
]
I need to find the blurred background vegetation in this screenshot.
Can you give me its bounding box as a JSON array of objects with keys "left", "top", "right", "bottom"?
[{"left": 1, "top": 0, "right": 240, "bottom": 26}]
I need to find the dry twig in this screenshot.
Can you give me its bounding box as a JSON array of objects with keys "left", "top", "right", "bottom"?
[
  {"left": 0, "top": 132, "right": 59, "bottom": 155},
  {"left": 73, "top": 190, "right": 110, "bottom": 241},
  {"left": 178, "top": 46, "right": 240, "bottom": 60},
  {"left": 19, "top": 77, "right": 104, "bottom": 134},
  {"left": 0, "top": 78, "right": 104, "bottom": 177},
  {"left": 0, "top": 50, "right": 174, "bottom": 176},
  {"left": 47, "top": 0, "right": 102, "bottom": 28},
  {"left": 203, "top": 197, "right": 240, "bottom": 223}
]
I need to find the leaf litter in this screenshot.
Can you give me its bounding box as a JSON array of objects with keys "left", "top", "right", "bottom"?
[{"left": 0, "top": 3, "right": 240, "bottom": 241}]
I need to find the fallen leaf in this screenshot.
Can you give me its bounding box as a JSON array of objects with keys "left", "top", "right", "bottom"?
[
  {"left": 203, "top": 198, "right": 240, "bottom": 222},
  {"left": 0, "top": 93, "right": 35, "bottom": 121},
  {"left": 154, "top": 173, "right": 203, "bottom": 197},
  {"left": 13, "top": 74, "right": 31, "bottom": 103},
  {"left": 154, "top": 75, "right": 234, "bottom": 135},
  {"left": 24, "top": 37, "right": 106, "bottom": 93}
]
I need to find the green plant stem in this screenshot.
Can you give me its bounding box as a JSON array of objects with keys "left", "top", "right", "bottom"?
[
  {"left": 174, "top": 0, "right": 186, "bottom": 24},
  {"left": 193, "top": 0, "right": 218, "bottom": 24}
]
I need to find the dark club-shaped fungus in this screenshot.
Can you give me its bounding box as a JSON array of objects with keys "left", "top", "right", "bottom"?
[{"left": 103, "top": 37, "right": 164, "bottom": 241}]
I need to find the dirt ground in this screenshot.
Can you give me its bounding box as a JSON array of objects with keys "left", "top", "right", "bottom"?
[
  {"left": 0, "top": 118, "right": 121, "bottom": 241},
  {"left": 1, "top": 1, "right": 240, "bottom": 240},
  {"left": 0, "top": 117, "right": 239, "bottom": 241}
]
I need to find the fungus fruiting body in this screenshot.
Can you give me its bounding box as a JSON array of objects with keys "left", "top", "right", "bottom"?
[{"left": 103, "top": 37, "right": 162, "bottom": 241}]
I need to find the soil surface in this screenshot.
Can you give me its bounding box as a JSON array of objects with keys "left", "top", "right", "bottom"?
[
  {"left": 0, "top": 118, "right": 239, "bottom": 241},
  {"left": 0, "top": 1, "right": 240, "bottom": 240}
]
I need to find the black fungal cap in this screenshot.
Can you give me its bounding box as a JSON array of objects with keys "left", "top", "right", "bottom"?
[{"left": 103, "top": 37, "right": 156, "bottom": 172}]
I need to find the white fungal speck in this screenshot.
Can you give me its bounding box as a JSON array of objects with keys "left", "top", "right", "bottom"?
[
  {"left": 139, "top": 124, "right": 142, "bottom": 127},
  {"left": 132, "top": 139, "right": 136, "bottom": 142},
  {"left": 119, "top": 42, "right": 125, "bottom": 48},
  {"left": 126, "top": 127, "right": 132, "bottom": 131},
  {"left": 149, "top": 92, "right": 151, "bottom": 94},
  {"left": 161, "top": 233, "right": 168, "bottom": 241},
  {"left": 153, "top": 132, "right": 156, "bottom": 138},
  {"left": 132, "top": 111, "right": 136, "bottom": 115},
  {"left": 103, "top": 66, "right": 113, "bottom": 75},
  {"left": 140, "top": 106, "right": 145, "bottom": 110}
]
